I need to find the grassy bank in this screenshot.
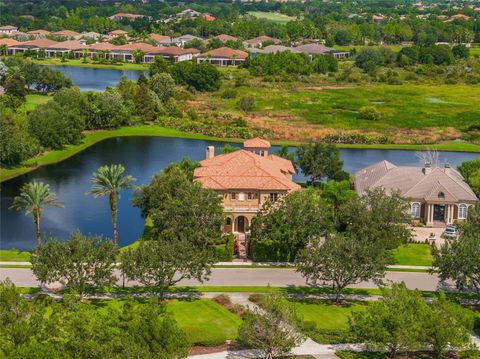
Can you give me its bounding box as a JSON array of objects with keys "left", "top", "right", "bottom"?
[{"left": 32, "top": 57, "right": 149, "bottom": 71}]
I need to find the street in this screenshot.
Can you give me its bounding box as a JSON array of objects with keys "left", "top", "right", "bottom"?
[{"left": 0, "top": 267, "right": 452, "bottom": 292}]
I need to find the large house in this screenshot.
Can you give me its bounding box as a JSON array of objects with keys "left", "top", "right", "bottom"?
[
  {"left": 197, "top": 47, "right": 248, "bottom": 66},
  {"left": 354, "top": 160, "right": 477, "bottom": 227},
  {"left": 194, "top": 138, "right": 300, "bottom": 233}
]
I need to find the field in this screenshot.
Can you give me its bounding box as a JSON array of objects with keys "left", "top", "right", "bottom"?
[
  {"left": 392, "top": 243, "right": 434, "bottom": 267},
  {"left": 247, "top": 11, "right": 296, "bottom": 24},
  {"left": 20, "top": 94, "right": 51, "bottom": 112},
  {"left": 33, "top": 57, "right": 148, "bottom": 71},
  {"left": 205, "top": 80, "right": 480, "bottom": 144}
]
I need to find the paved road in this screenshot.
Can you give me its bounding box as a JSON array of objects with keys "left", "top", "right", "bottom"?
[{"left": 0, "top": 267, "right": 452, "bottom": 291}]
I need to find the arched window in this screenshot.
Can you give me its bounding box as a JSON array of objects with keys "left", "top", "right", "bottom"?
[
  {"left": 225, "top": 217, "right": 232, "bottom": 225},
  {"left": 438, "top": 192, "right": 445, "bottom": 199},
  {"left": 411, "top": 202, "right": 421, "bottom": 218},
  {"left": 458, "top": 204, "right": 468, "bottom": 219}
]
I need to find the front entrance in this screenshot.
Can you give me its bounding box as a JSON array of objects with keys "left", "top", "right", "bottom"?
[
  {"left": 235, "top": 216, "right": 247, "bottom": 233},
  {"left": 433, "top": 204, "right": 445, "bottom": 221}
]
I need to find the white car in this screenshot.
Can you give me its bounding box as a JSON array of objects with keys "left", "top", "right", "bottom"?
[{"left": 442, "top": 225, "right": 458, "bottom": 238}]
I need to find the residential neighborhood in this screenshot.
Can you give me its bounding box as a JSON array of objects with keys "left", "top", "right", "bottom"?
[{"left": 0, "top": 0, "right": 479, "bottom": 358}]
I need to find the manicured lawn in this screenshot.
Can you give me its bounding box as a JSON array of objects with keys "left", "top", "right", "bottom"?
[
  {"left": 247, "top": 11, "right": 296, "bottom": 24},
  {"left": 32, "top": 57, "right": 149, "bottom": 71},
  {"left": 20, "top": 94, "right": 51, "bottom": 112},
  {"left": 167, "top": 298, "right": 242, "bottom": 345},
  {"left": 392, "top": 243, "right": 434, "bottom": 267},
  {"left": 0, "top": 249, "right": 31, "bottom": 262}
]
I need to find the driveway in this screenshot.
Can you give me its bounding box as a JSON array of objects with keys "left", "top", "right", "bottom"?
[{"left": 411, "top": 227, "right": 446, "bottom": 246}]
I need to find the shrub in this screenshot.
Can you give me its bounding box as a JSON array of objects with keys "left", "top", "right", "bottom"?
[
  {"left": 213, "top": 234, "right": 234, "bottom": 261},
  {"left": 221, "top": 88, "right": 238, "bottom": 99},
  {"left": 248, "top": 293, "right": 265, "bottom": 304},
  {"left": 238, "top": 96, "right": 255, "bottom": 112},
  {"left": 358, "top": 106, "right": 382, "bottom": 121}
]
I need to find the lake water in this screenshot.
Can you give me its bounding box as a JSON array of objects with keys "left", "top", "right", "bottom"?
[
  {"left": 1, "top": 136, "right": 478, "bottom": 251},
  {"left": 49, "top": 66, "right": 147, "bottom": 91}
]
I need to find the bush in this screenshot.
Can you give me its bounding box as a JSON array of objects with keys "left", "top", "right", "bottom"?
[
  {"left": 248, "top": 293, "right": 265, "bottom": 304},
  {"left": 358, "top": 106, "right": 382, "bottom": 121},
  {"left": 221, "top": 88, "right": 238, "bottom": 99},
  {"left": 238, "top": 96, "right": 255, "bottom": 112}
]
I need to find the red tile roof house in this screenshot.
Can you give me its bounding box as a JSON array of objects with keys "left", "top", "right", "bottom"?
[
  {"left": 197, "top": 47, "right": 248, "bottom": 66},
  {"left": 109, "top": 13, "right": 146, "bottom": 21},
  {"left": 354, "top": 160, "right": 477, "bottom": 227},
  {"left": 7, "top": 38, "right": 58, "bottom": 55},
  {"left": 51, "top": 30, "right": 81, "bottom": 39},
  {"left": 194, "top": 138, "right": 300, "bottom": 233},
  {"left": 0, "top": 25, "right": 18, "bottom": 35},
  {"left": 242, "top": 36, "right": 281, "bottom": 48}
]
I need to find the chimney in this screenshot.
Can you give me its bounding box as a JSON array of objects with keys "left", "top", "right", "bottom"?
[
  {"left": 444, "top": 162, "right": 451, "bottom": 173},
  {"left": 205, "top": 145, "right": 215, "bottom": 160},
  {"left": 423, "top": 162, "right": 431, "bottom": 175}
]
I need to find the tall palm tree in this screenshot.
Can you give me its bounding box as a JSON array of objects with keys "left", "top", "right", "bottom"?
[
  {"left": 10, "top": 181, "right": 63, "bottom": 246},
  {"left": 87, "top": 164, "right": 135, "bottom": 246}
]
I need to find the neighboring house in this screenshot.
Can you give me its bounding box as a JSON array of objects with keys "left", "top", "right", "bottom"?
[
  {"left": 108, "top": 29, "right": 128, "bottom": 37},
  {"left": 51, "top": 30, "right": 81, "bottom": 39},
  {"left": 149, "top": 33, "right": 170, "bottom": 44},
  {"left": 7, "top": 38, "right": 58, "bottom": 55},
  {"left": 203, "top": 34, "right": 238, "bottom": 45},
  {"left": 145, "top": 46, "right": 200, "bottom": 62},
  {"left": 197, "top": 47, "right": 248, "bottom": 66},
  {"left": 109, "top": 13, "right": 146, "bottom": 21},
  {"left": 293, "top": 43, "right": 351, "bottom": 59},
  {"left": 445, "top": 13, "right": 471, "bottom": 22},
  {"left": 0, "top": 25, "right": 18, "bottom": 35},
  {"left": 243, "top": 36, "right": 281, "bottom": 48},
  {"left": 44, "top": 40, "right": 88, "bottom": 57},
  {"left": 175, "top": 9, "right": 202, "bottom": 19},
  {"left": 202, "top": 13, "right": 216, "bottom": 22},
  {"left": 0, "top": 38, "right": 20, "bottom": 48},
  {"left": 248, "top": 44, "right": 299, "bottom": 58},
  {"left": 80, "top": 31, "right": 101, "bottom": 40},
  {"left": 27, "top": 29, "right": 50, "bottom": 38},
  {"left": 159, "top": 34, "right": 203, "bottom": 47},
  {"left": 354, "top": 160, "right": 478, "bottom": 227},
  {"left": 194, "top": 138, "right": 300, "bottom": 233}
]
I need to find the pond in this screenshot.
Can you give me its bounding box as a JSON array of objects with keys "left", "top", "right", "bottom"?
[
  {"left": 48, "top": 66, "right": 147, "bottom": 92},
  {"left": 1, "top": 136, "right": 478, "bottom": 251}
]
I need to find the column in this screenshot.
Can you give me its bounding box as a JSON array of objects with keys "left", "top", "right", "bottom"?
[{"left": 426, "top": 204, "right": 430, "bottom": 226}]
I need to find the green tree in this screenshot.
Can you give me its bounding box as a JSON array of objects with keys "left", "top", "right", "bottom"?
[
  {"left": 149, "top": 72, "right": 176, "bottom": 103},
  {"left": 132, "top": 49, "right": 145, "bottom": 64},
  {"left": 296, "top": 142, "right": 344, "bottom": 184},
  {"left": 31, "top": 232, "right": 118, "bottom": 300},
  {"left": 219, "top": 143, "right": 240, "bottom": 154},
  {"left": 4, "top": 73, "right": 27, "bottom": 101},
  {"left": 250, "top": 188, "right": 330, "bottom": 262},
  {"left": 296, "top": 233, "right": 388, "bottom": 302},
  {"left": 238, "top": 293, "right": 304, "bottom": 359},
  {"left": 169, "top": 61, "right": 221, "bottom": 92},
  {"left": 432, "top": 204, "right": 480, "bottom": 293},
  {"left": 339, "top": 187, "right": 412, "bottom": 250},
  {"left": 133, "top": 167, "right": 224, "bottom": 247},
  {"left": 10, "top": 181, "right": 63, "bottom": 246},
  {"left": 134, "top": 83, "right": 159, "bottom": 121},
  {"left": 0, "top": 107, "right": 38, "bottom": 166},
  {"left": 121, "top": 238, "right": 213, "bottom": 300},
  {"left": 355, "top": 48, "right": 382, "bottom": 72},
  {"left": 163, "top": 157, "right": 200, "bottom": 181},
  {"left": 87, "top": 164, "right": 136, "bottom": 246},
  {"left": 149, "top": 56, "right": 170, "bottom": 76},
  {"left": 458, "top": 158, "right": 480, "bottom": 196},
  {"left": 350, "top": 283, "right": 430, "bottom": 358}
]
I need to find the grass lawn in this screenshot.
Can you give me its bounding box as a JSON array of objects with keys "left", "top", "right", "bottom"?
[
  {"left": 246, "top": 11, "right": 296, "bottom": 24},
  {"left": 167, "top": 298, "right": 242, "bottom": 345},
  {"left": 19, "top": 94, "right": 51, "bottom": 112},
  {"left": 0, "top": 249, "right": 31, "bottom": 262},
  {"left": 392, "top": 243, "right": 434, "bottom": 267},
  {"left": 333, "top": 44, "right": 404, "bottom": 52},
  {"left": 293, "top": 299, "right": 368, "bottom": 343},
  {"left": 32, "top": 57, "right": 149, "bottom": 71}
]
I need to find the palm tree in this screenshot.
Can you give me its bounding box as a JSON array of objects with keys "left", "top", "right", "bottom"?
[
  {"left": 10, "top": 181, "right": 63, "bottom": 246},
  {"left": 87, "top": 165, "right": 135, "bottom": 246}
]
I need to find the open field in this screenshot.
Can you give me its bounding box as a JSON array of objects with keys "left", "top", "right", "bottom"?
[
  {"left": 0, "top": 249, "right": 31, "bottom": 262},
  {"left": 208, "top": 83, "right": 480, "bottom": 143},
  {"left": 392, "top": 243, "right": 434, "bottom": 267},
  {"left": 20, "top": 94, "right": 51, "bottom": 112},
  {"left": 32, "top": 57, "right": 149, "bottom": 71},
  {"left": 246, "top": 11, "right": 296, "bottom": 24}
]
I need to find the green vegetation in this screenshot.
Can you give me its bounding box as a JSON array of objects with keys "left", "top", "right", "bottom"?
[
  {"left": 20, "top": 94, "right": 51, "bottom": 112},
  {"left": 392, "top": 243, "right": 434, "bottom": 267},
  {"left": 167, "top": 298, "right": 242, "bottom": 345},
  {"left": 32, "top": 57, "right": 149, "bottom": 71},
  {"left": 0, "top": 249, "right": 30, "bottom": 262},
  {"left": 247, "top": 11, "right": 296, "bottom": 24}
]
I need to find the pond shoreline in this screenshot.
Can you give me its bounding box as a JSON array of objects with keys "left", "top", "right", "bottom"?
[{"left": 1, "top": 125, "right": 479, "bottom": 183}]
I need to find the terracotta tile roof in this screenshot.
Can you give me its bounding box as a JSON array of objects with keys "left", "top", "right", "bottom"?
[
  {"left": 48, "top": 40, "right": 88, "bottom": 50},
  {"left": 215, "top": 34, "right": 238, "bottom": 42},
  {"left": 198, "top": 47, "right": 248, "bottom": 59},
  {"left": 109, "top": 29, "right": 128, "bottom": 35},
  {"left": 0, "top": 38, "right": 20, "bottom": 46},
  {"left": 117, "top": 42, "right": 157, "bottom": 52},
  {"left": 244, "top": 36, "right": 281, "bottom": 45},
  {"left": 150, "top": 46, "right": 200, "bottom": 56},
  {"left": 194, "top": 150, "right": 299, "bottom": 191},
  {"left": 0, "top": 25, "right": 18, "bottom": 30},
  {"left": 9, "top": 38, "right": 58, "bottom": 48},
  {"left": 243, "top": 137, "right": 271, "bottom": 148},
  {"left": 27, "top": 29, "right": 50, "bottom": 35},
  {"left": 51, "top": 30, "right": 80, "bottom": 37},
  {"left": 88, "top": 42, "right": 119, "bottom": 51},
  {"left": 149, "top": 33, "right": 170, "bottom": 42},
  {"left": 354, "top": 160, "right": 477, "bottom": 202}
]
